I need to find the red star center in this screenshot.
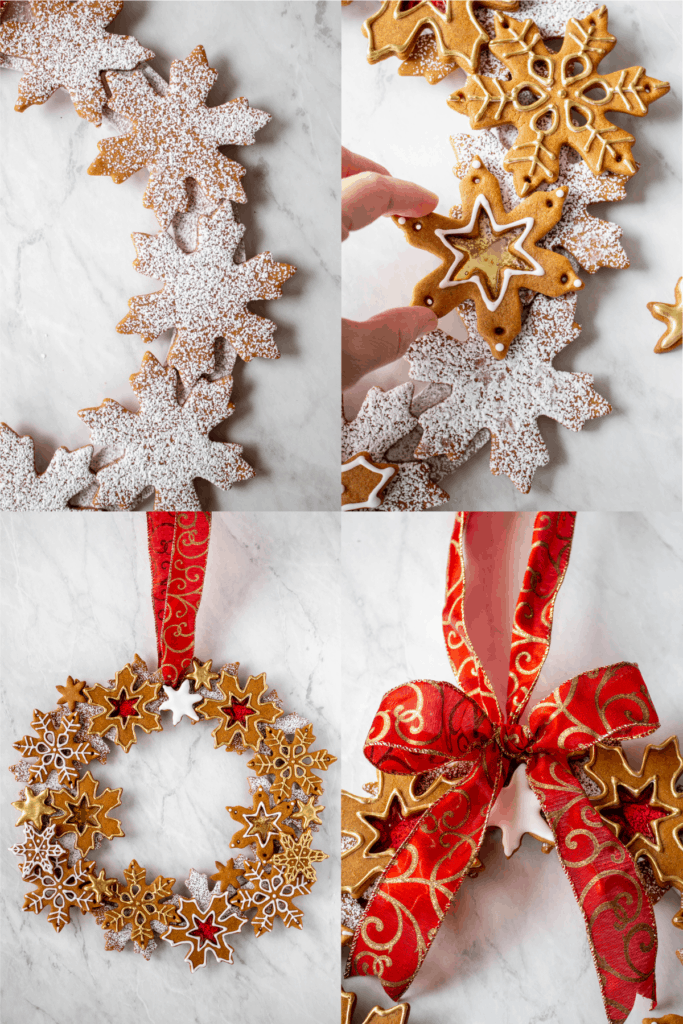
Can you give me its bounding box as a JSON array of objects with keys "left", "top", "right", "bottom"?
[
  {"left": 106, "top": 689, "right": 140, "bottom": 719},
  {"left": 188, "top": 913, "right": 222, "bottom": 947},
  {"left": 399, "top": 1, "right": 447, "bottom": 13},
  {"left": 601, "top": 782, "right": 670, "bottom": 845},
  {"left": 221, "top": 696, "right": 256, "bottom": 726},
  {"left": 367, "top": 797, "right": 420, "bottom": 854}
]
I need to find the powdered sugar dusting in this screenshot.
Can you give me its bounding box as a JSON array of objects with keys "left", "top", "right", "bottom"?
[
  {"left": 78, "top": 351, "right": 254, "bottom": 510},
  {"left": 118, "top": 202, "right": 295, "bottom": 385},
  {"left": 91, "top": 45, "right": 271, "bottom": 228},
  {"left": 0, "top": 424, "right": 94, "bottom": 510},
  {"left": 408, "top": 293, "right": 611, "bottom": 493},
  {"left": 0, "top": 0, "right": 153, "bottom": 124},
  {"left": 450, "top": 131, "right": 630, "bottom": 274}
]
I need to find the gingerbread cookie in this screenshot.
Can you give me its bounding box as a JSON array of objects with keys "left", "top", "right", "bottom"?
[
  {"left": 78, "top": 351, "right": 254, "bottom": 511},
  {"left": 0, "top": 423, "right": 94, "bottom": 510},
  {"left": 393, "top": 157, "right": 581, "bottom": 357},
  {"left": 363, "top": 1, "right": 519, "bottom": 77},
  {"left": 647, "top": 278, "right": 682, "bottom": 353},
  {"left": 118, "top": 203, "right": 296, "bottom": 385},
  {"left": 342, "top": 452, "right": 398, "bottom": 511},
  {"left": 0, "top": 0, "right": 153, "bottom": 125},
  {"left": 407, "top": 293, "right": 611, "bottom": 493},
  {"left": 89, "top": 45, "right": 270, "bottom": 228},
  {"left": 449, "top": 6, "right": 670, "bottom": 196}
]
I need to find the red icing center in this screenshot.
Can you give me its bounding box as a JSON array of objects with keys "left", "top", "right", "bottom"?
[
  {"left": 189, "top": 913, "right": 221, "bottom": 947},
  {"left": 222, "top": 697, "right": 256, "bottom": 725},
  {"left": 400, "top": 1, "right": 447, "bottom": 12},
  {"left": 107, "top": 691, "right": 139, "bottom": 719},
  {"left": 602, "top": 783, "right": 669, "bottom": 844},
  {"left": 367, "top": 797, "right": 420, "bottom": 854}
]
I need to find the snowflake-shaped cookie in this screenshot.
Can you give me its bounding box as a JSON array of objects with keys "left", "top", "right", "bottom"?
[
  {"left": 408, "top": 292, "right": 611, "bottom": 493},
  {"left": 0, "top": 0, "right": 153, "bottom": 124},
  {"left": 0, "top": 424, "right": 94, "bottom": 511},
  {"left": 78, "top": 351, "right": 254, "bottom": 510},
  {"left": 23, "top": 849, "right": 99, "bottom": 931},
  {"left": 12, "top": 709, "right": 96, "bottom": 786},
  {"left": 89, "top": 45, "right": 270, "bottom": 227},
  {"left": 247, "top": 724, "right": 336, "bottom": 802},
  {"left": 449, "top": 6, "right": 670, "bottom": 195},
  {"left": 9, "top": 822, "right": 65, "bottom": 880},
  {"left": 231, "top": 861, "right": 310, "bottom": 937},
  {"left": 342, "top": 384, "right": 467, "bottom": 512},
  {"left": 85, "top": 661, "right": 164, "bottom": 752},
  {"left": 227, "top": 787, "right": 298, "bottom": 862},
  {"left": 100, "top": 859, "right": 178, "bottom": 950},
  {"left": 195, "top": 669, "right": 282, "bottom": 754},
  {"left": 450, "top": 130, "right": 630, "bottom": 276},
  {"left": 117, "top": 204, "right": 296, "bottom": 385},
  {"left": 50, "top": 770, "right": 124, "bottom": 855},
  {"left": 271, "top": 833, "right": 328, "bottom": 885},
  {"left": 162, "top": 870, "right": 247, "bottom": 972}
]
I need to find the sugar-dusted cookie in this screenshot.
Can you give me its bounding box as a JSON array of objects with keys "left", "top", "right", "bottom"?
[
  {"left": 0, "top": 0, "right": 153, "bottom": 125},
  {"left": 449, "top": 6, "right": 669, "bottom": 196},
  {"left": 118, "top": 204, "right": 296, "bottom": 385},
  {"left": 0, "top": 423, "right": 93, "bottom": 510},
  {"left": 78, "top": 352, "right": 253, "bottom": 511},
  {"left": 647, "top": 278, "right": 682, "bottom": 353},
  {"left": 89, "top": 45, "right": 270, "bottom": 228},
  {"left": 408, "top": 293, "right": 611, "bottom": 493},
  {"left": 393, "top": 158, "right": 581, "bottom": 357}
]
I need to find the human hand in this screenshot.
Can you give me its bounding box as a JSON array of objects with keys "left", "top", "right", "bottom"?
[{"left": 342, "top": 147, "right": 439, "bottom": 389}]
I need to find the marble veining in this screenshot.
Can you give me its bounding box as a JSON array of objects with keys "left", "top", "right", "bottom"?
[
  {"left": 342, "top": 1, "right": 682, "bottom": 511},
  {"left": 1, "top": 512, "right": 340, "bottom": 1023},
  {"left": 341, "top": 511, "right": 683, "bottom": 1023},
  {"left": 0, "top": 1, "right": 340, "bottom": 510}
]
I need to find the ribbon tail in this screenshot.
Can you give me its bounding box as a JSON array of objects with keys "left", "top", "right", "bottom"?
[
  {"left": 527, "top": 753, "right": 657, "bottom": 1024},
  {"left": 347, "top": 744, "right": 505, "bottom": 1001}
]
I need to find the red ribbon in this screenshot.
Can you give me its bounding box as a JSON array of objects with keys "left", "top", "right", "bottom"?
[
  {"left": 347, "top": 512, "right": 659, "bottom": 1024},
  {"left": 146, "top": 512, "right": 212, "bottom": 687}
]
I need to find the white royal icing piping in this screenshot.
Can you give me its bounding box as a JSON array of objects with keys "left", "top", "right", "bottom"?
[
  {"left": 341, "top": 454, "right": 396, "bottom": 512},
  {"left": 434, "top": 194, "right": 546, "bottom": 313}
]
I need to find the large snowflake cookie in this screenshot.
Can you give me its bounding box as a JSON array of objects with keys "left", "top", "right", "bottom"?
[
  {"left": 117, "top": 203, "right": 296, "bottom": 385},
  {"left": 0, "top": 424, "right": 94, "bottom": 511},
  {"left": 89, "top": 44, "right": 271, "bottom": 228},
  {"left": 449, "top": 6, "right": 669, "bottom": 196},
  {"left": 407, "top": 292, "right": 611, "bottom": 493},
  {"left": 78, "top": 351, "right": 253, "bottom": 511},
  {"left": 0, "top": 0, "right": 153, "bottom": 124}
]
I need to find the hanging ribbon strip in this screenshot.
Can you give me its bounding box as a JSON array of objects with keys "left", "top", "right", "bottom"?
[
  {"left": 146, "top": 512, "right": 212, "bottom": 687},
  {"left": 347, "top": 512, "right": 659, "bottom": 1024}
]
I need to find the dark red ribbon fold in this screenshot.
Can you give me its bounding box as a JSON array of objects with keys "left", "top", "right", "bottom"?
[
  {"left": 146, "top": 512, "right": 212, "bottom": 686},
  {"left": 347, "top": 512, "right": 659, "bottom": 1024}
]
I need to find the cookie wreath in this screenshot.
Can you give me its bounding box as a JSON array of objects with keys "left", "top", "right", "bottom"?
[{"left": 8, "top": 513, "right": 335, "bottom": 968}]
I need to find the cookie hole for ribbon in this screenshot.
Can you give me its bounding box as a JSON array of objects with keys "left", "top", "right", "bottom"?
[
  {"left": 561, "top": 274, "right": 569, "bottom": 284},
  {"left": 545, "top": 199, "right": 553, "bottom": 207},
  {"left": 524, "top": 176, "right": 532, "bottom": 184},
  {"left": 644, "top": 84, "right": 651, "bottom": 94},
  {"left": 494, "top": 327, "right": 505, "bottom": 336},
  {"left": 413, "top": 222, "right": 422, "bottom": 231},
  {"left": 424, "top": 297, "right": 434, "bottom": 307},
  {"left": 472, "top": 176, "right": 481, "bottom": 184},
  {"left": 500, "top": 17, "right": 509, "bottom": 28},
  {"left": 615, "top": 154, "right": 623, "bottom": 163}
]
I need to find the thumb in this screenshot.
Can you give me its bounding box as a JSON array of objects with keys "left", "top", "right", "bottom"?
[{"left": 342, "top": 306, "right": 438, "bottom": 389}]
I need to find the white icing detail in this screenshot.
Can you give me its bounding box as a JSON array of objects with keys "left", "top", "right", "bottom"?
[
  {"left": 471, "top": 159, "right": 482, "bottom": 169},
  {"left": 555, "top": 188, "right": 565, "bottom": 197},
  {"left": 159, "top": 680, "right": 202, "bottom": 726},
  {"left": 398, "top": 217, "right": 407, "bottom": 225},
  {"left": 488, "top": 764, "right": 555, "bottom": 857},
  {"left": 573, "top": 279, "right": 582, "bottom": 288},
  {"left": 435, "top": 194, "right": 544, "bottom": 312},
  {"left": 494, "top": 342, "right": 505, "bottom": 352},
  {"left": 425, "top": 297, "right": 434, "bottom": 306},
  {"left": 414, "top": 223, "right": 422, "bottom": 230},
  {"left": 341, "top": 455, "right": 396, "bottom": 512}
]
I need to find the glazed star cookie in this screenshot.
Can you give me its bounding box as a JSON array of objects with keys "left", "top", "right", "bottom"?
[
  {"left": 78, "top": 351, "right": 254, "bottom": 511},
  {"left": 393, "top": 158, "right": 582, "bottom": 357},
  {"left": 407, "top": 293, "right": 611, "bottom": 493},
  {"left": 0, "top": 0, "right": 153, "bottom": 125},
  {"left": 647, "top": 278, "right": 682, "bottom": 353},
  {"left": 362, "top": 1, "right": 519, "bottom": 80},
  {"left": 449, "top": 6, "right": 670, "bottom": 196},
  {"left": 117, "top": 204, "right": 296, "bottom": 385},
  {"left": 0, "top": 424, "right": 94, "bottom": 511},
  {"left": 162, "top": 869, "right": 247, "bottom": 972},
  {"left": 89, "top": 45, "right": 271, "bottom": 228}
]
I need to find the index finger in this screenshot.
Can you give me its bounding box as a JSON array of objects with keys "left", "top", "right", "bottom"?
[
  {"left": 342, "top": 172, "right": 438, "bottom": 239},
  {"left": 342, "top": 147, "right": 391, "bottom": 179}
]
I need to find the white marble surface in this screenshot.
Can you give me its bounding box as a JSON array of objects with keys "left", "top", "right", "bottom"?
[
  {"left": 341, "top": 511, "right": 683, "bottom": 1023},
  {"left": 342, "top": 1, "right": 682, "bottom": 510},
  {"left": 0, "top": 1, "right": 340, "bottom": 510},
  {"left": 0, "top": 512, "right": 340, "bottom": 1023}
]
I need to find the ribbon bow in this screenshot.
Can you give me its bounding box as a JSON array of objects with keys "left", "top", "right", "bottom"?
[{"left": 347, "top": 512, "right": 659, "bottom": 1024}]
